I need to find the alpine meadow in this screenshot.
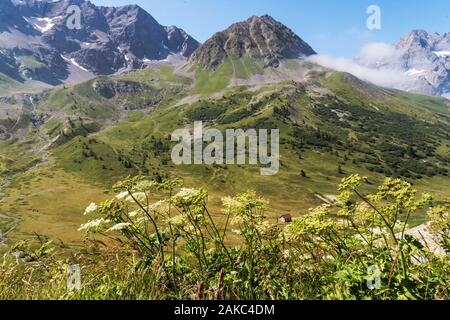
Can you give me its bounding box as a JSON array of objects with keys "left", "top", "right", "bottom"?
[{"left": 0, "top": 0, "right": 449, "bottom": 302}]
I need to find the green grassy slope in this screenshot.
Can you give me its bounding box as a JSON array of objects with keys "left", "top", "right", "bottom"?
[
  {"left": 1, "top": 63, "right": 449, "bottom": 244},
  {"left": 0, "top": 72, "right": 20, "bottom": 93}
]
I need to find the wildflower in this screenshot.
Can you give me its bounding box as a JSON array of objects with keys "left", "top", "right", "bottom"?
[
  {"left": 222, "top": 197, "right": 242, "bottom": 210},
  {"left": 427, "top": 201, "right": 450, "bottom": 237},
  {"left": 282, "top": 205, "right": 335, "bottom": 241},
  {"left": 78, "top": 218, "right": 110, "bottom": 232},
  {"left": 126, "top": 192, "right": 147, "bottom": 203},
  {"left": 372, "top": 227, "right": 390, "bottom": 237},
  {"left": 256, "top": 221, "right": 279, "bottom": 239},
  {"left": 128, "top": 209, "right": 143, "bottom": 218},
  {"left": 148, "top": 200, "right": 165, "bottom": 212},
  {"left": 283, "top": 249, "right": 292, "bottom": 259},
  {"left": 166, "top": 215, "right": 186, "bottom": 227},
  {"left": 133, "top": 180, "right": 157, "bottom": 193},
  {"left": 177, "top": 188, "right": 200, "bottom": 199},
  {"left": 126, "top": 200, "right": 165, "bottom": 219},
  {"left": 115, "top": 191, "right": 129, "bottom": 200},
  {"left": 159, "top": 177, "right": 183, "bottom": 191},
  {"left": 83, "top": 203, "right": 98, "bottom": 215},
  {"left": 338, "top": 174, "right": 366, "bottom": 191},
  {"left": 171, "top": 188, "right": 207, "bottom": 206},
  {"left": 352, "top": 202, "right": 374, "bottom": 221},
  {"left": 223, "top": 191, "right": 268, "bottom": 225},
  {"left": 136, "top": 216, "right": 150, "bottom": 224},
  {"left": 106, "top": 223, "right": 132, "bottom": 232}
]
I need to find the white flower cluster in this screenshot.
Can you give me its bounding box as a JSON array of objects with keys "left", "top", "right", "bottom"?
[
  {"left": 126, "top": 192, "right": 147, "bottom": 203},
  {"left": 133, "top": 180, "right": 157, "bottom": 192},
  {"left": 115, "top": 191, "right": 129, "bottom": 200},
  {"left": 176, "top": 188, "right": 200, "bottom": 200},
  {"left": 115, "top": 191, "right": 147, "bottom": 204},
  {"left": 84, "top": 202, "right": 98, "bottom": 215},
  {"left": 106, "top": 223, "right": 132, "bottom": 233},
  {"left": 165, "top": 215, "right": 187, "bottom": 227},
  {"left": 78, "top": 218, "right": 110, "bottom": 231},
  {"left": 148, "top": 200, "right": 165, "bottom": 211},
  {"left": 128, "top": 209, "right": 143, "bottom": 218}
]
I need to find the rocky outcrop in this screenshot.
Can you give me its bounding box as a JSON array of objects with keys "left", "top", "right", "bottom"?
[
  {"left": 93, "top": 79, "right": 146, "bottom": 99},
  {"left": 165, "top": 26, "right": 200, "bottom": 58}
]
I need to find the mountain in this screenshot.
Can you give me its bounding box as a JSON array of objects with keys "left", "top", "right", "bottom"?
[
  {"left": 0, "top": 15, "right": 449, "bottom": 244},
  {"left": 0, "top": 0, "right": 200, "bottom": 92},
  {"left": 359, "top": 30, "right": 450, "bottom": 98},
  {"left": 396, "top": 30, "right": 450, "bottom": 98},
  {"left": 189, "top": 15, "right": 316, "bottom": 70}
]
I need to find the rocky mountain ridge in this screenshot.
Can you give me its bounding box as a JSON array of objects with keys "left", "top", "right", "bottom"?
[
  {"left": 188, "top": 15, "right": 316, "bottom": 70},
  {"left": 359, "top": 30, "right": 450, "bottom": 98},
  {"left": 0, "top": 0, "right": 200, "bottom": 89}
]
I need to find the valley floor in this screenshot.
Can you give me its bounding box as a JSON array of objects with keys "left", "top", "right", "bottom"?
[{"left": 1, "top": 146, "right": 448, "bottom": 247}]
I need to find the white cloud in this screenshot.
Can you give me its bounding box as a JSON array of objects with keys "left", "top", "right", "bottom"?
[
  {"left": 357, "top": 42, "right": 402, "bottom": 65},
  {"left": 307, "top": 42, "right": 414, "bottom": 89}
]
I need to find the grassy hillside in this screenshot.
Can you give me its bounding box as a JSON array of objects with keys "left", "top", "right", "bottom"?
[
  {"left": 1, "top": 62, "right": 449, "bottom": 244},
  {"left": 0, "top": 73, "right": 23, "bottom": 96}
]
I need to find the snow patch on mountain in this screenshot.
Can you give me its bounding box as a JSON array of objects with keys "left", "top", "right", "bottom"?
[
  {"left": 60, "top": 54, "right": 90, "bottom": 73},
  {"left": 406, "top": 69, "right": 426, "bottom": 76},
  {"left": 434, "top": 51, "right": 450, "bottom": 58},
  {"left": 22, "top": 16, "right": 60, "bottom": 33}
]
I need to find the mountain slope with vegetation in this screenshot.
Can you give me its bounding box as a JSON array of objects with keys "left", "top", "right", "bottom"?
[
  {"left": 0, "top": 13, "right": 450, "bottom": 288},
  {"left": 0, "top": 13, "right": 449, "bottom": 301},
  {"left": 1, "top": 59, "right": 449, "bottom": 243}
]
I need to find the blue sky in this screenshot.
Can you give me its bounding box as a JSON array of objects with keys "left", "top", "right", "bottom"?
[{"left": 91, "top": 0, "right": 450, "bottom": 58}]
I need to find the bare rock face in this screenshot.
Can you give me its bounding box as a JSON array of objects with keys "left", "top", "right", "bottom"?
[
  {"left": 165, "top": 26, "right": 200, "bottom": 58},
  {"left": 0, "top": 0, "right": 200, "bottom": 87},
  {"left": 359, "top": 30, "right": 450, "bottom": 98},
  {"left": 395, "top": 30, "right": 450, "bottom": 97},
  {"left": 189, "top": 15, "right": 316, "bottom": 70}
]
